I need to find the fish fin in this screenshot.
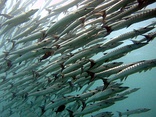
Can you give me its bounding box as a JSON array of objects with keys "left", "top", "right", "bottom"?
[
  {"left": 103, "top": 52, "right": 107, "bottom": 55},
  {"left": 89, "top": 59, "right": 95, "bottom": 68},
  {"left": 79, "top": 99, "right": 86, "bottom": 111},
  {"left": 3, "top": 51, "right": 9, "bottom": 58},
  {"left": 52, "top": 34, "right": 59, "bottom": 40},
  {"left": 86, "top": 71, "right": 95, "bottom": 81},
  {"left": 45, "top": 8, "right": 51, "bottom": 14},
  {"left": 120, "top": 76, "right": 127, "bottom": 81},
  {"left": 60, "top": 63, "right": 65, "bottom": 71},
  {"left": 137, "top": 0, "right": 145, "bottom": 7},
  {"left": 102, "top": 79, "right": 109, "bottom": 90},
  {"left": 127, "top": 24, "right": 132, "bottom": 28},
  {"left": 142, "top": 34, "right": 153, "bottom": 42},
  {"left": 68, "top": 81, "right": 74, "bottom": 90},
  {"left": 117, "top": 111, "right": 122, "bottom": 117},
  {"left": 66, "top": 108, "right": 74, "bottom": 117},
  {"left": 39, "top": 106, "right": 45, "bottom": 116},
  {"left": 51, "top": 100, "right": 55, "bottom": 103},
  {"left": 131, "top": 40, "right": 140, "bottom": 44},
  {"left": 103, "top": 25, "right": 112, "bottom": 34},
  {"left": 79, "top": 17, "right": 86, "bottom": 26}
]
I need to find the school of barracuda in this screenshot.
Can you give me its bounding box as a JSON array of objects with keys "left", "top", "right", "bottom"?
[{"left": 0, "top": 0, "right": 156, "bottom": 117}]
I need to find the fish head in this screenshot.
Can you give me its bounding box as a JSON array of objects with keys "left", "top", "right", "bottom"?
[{"left": 27, "top": 9, "right": 39, "bottom": 16}]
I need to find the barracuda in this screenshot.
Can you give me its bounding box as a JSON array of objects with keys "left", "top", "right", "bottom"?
[
  {"left": 95, "top": 62, "right": 142, "bottom": 79},
  {"left": 102, "top": 26, "right": 154, "bottom": 47},
  {"left": 108, "top": 59, "right": 156, "bottom": 82},
  {"left": 64, "top": 44, "right": 104, "bottom": 65},
  {"left": 0, "top": 18, "right": 30, "bottom": 35},
  {"left": 9, "top": 38, "right": 52, "bottom": 55},
  {"left": 117, "top": 108, "right": 151, "bottom": 117},
  {"left": 89, "top": 62, "right": 123, "bottom": 73},
  {"left": 111, "top": 8, "right": 156, "bottom": 31},
  {"left": 12, "top": 48, "right": 53, "bottom": 64},
  {"left": 62, "top": 60, "right": 88, "bottom": 74},
  {"left": 92, "top": 42, "right": 147, "bottom": 69},
  {"left": 38, "top": 60, "right": 63, "bottom": 76},
  {"left": 59, "top": 16, "right": 85, "bottom": 37},
  {"left": 51, "top": 0, "right": 83, "bottom": 14},
  {"left": 59, "top": 27, "right": 102, "bottom": 49},
  {"left": 73, "top": 100, "right": 114, "bottom": 116},
  {"left": 12, "top": 23, "right": 39, "bottom": 40},
  {"left": 45, "top": 96, "right": 77, "bottom": 111},
  {"left": 28, "top": 82, "right": 64, "bottom": 96},
  {"left": 93, "top": 0, "right": 120, "bottom": 13},
  {"left": 1, "top": 9, "right": 38, "bottom": 26},
  {"left": 15, "top": 30, "right": 46, "bottom": 44},
  {"left": 106, "top": 0, "right": 156, "bottom": 24},
  {"left": 46, "top": 0, "right": 105, "bottom": 36},
  {"left": 45, "top": 7, "right": 94, "bottom": 36},
  {"left": 86, "top": 86, "right": 128, "bottom": 103},
  {"left": 106, "top": 0, "right": 136, "bottom": 14},
  {"left": 91, "top": 111, "right": 113, "bottom": 117},
  {"left": 117, "top": 88, "right": 140, "bottom": 97}
]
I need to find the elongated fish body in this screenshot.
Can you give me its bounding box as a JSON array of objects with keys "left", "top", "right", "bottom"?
[
  {"left": 102, "top": 26, "right": 154, "bottom": 47},
  {"left": 59, "top": 16, "right": 85, "bottom": 37},
  {"left": 111, "top": 8, "right": 156, "bottom": 31},
  {"left": 45, "top": 96, "right": 76, "bottom": 111},
  {"left": 73, "top": 101, "right": 114, "bottom": 116},
  {"left": 86, "top": 86, "right": 128, "bottom": 103},
  {"left": 62, "top": 60, "right": 87, "bottom": 74},
  {"left": 118, "top": 88, "right": 140, "bottom": 97},
  {"left": 93, "top": 42, "right": 147, "bottom": 68},
  {"left": 12, "top": 23, "right": 39, "bottom": 40},
  {"left": 91, "top": 111, "right": 113, "bottom": 117},
  {"left": 108, "top": 59, "right": 156, "bottom": 82},
  {"left": 106, "top": 0, "right": 136, "bottom": 14},
  {"left": 107, "top": 0, "right": 156, "bottom": 24},
  {"left": 76, "top": 88, "right": 100, "bottom": 100},
  {"left": 28, "top": 83, "right": 64, "bottom": 96},
  {"left": 117, "top": 108, "right": 151, "bottom": 117},
  {"left": 45, "top": 7, "right": 94, "bottom": 36},
  {"left": 2, "top": 9, "right": 38, "bottom": 26},
  {"left": 95, "top": 63, "right": 139, "bottom": 79},
  {"left": 9, "top": 38, "right": 52, "bottom": 55},
  {"left": 12, "top": 48, "right": 53, "bottom": 64},
  {"left": 89, "top": 62, "right": 123, "bottom": 73},
  {"left": 0, "top": 18, "right": 30, "bottom": 35},
  {"left": 6, "top": 71, "right": 30, "bottom": 81},
  {"left": 60, "top": 27, "right": 101, "bottom": 49},
  {"left": 64, "top": 44, "right": 103, "bottom": 65},
  {"left": 51, "top": 0, "right": 83, "bottom": 14},
  {"left": 94, "top": 0, "right": 120, "bottom": 13},
  {"left": 15, "top": 30, "right": 46, "bottom": 44},
  {"left": 38, "top": 61, "right": 63, "bottom": 76}
]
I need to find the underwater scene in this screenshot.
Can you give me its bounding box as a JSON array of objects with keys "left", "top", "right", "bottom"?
[{"left": 0, "top": 0, "right": 156, "bottom": 117}]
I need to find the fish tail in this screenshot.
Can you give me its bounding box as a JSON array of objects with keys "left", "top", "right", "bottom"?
[
  {"left": 39, "top": 105, "right": 45, "bottom": 116},
  {"left": 66, "top": 108, "right": 74, "bottom": 117},
  {"left": 117, "top": 111, "right": 122, "bottom": 117},
  {"left": 102, "top": 78, "right": 109, "bottom": 90}
]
